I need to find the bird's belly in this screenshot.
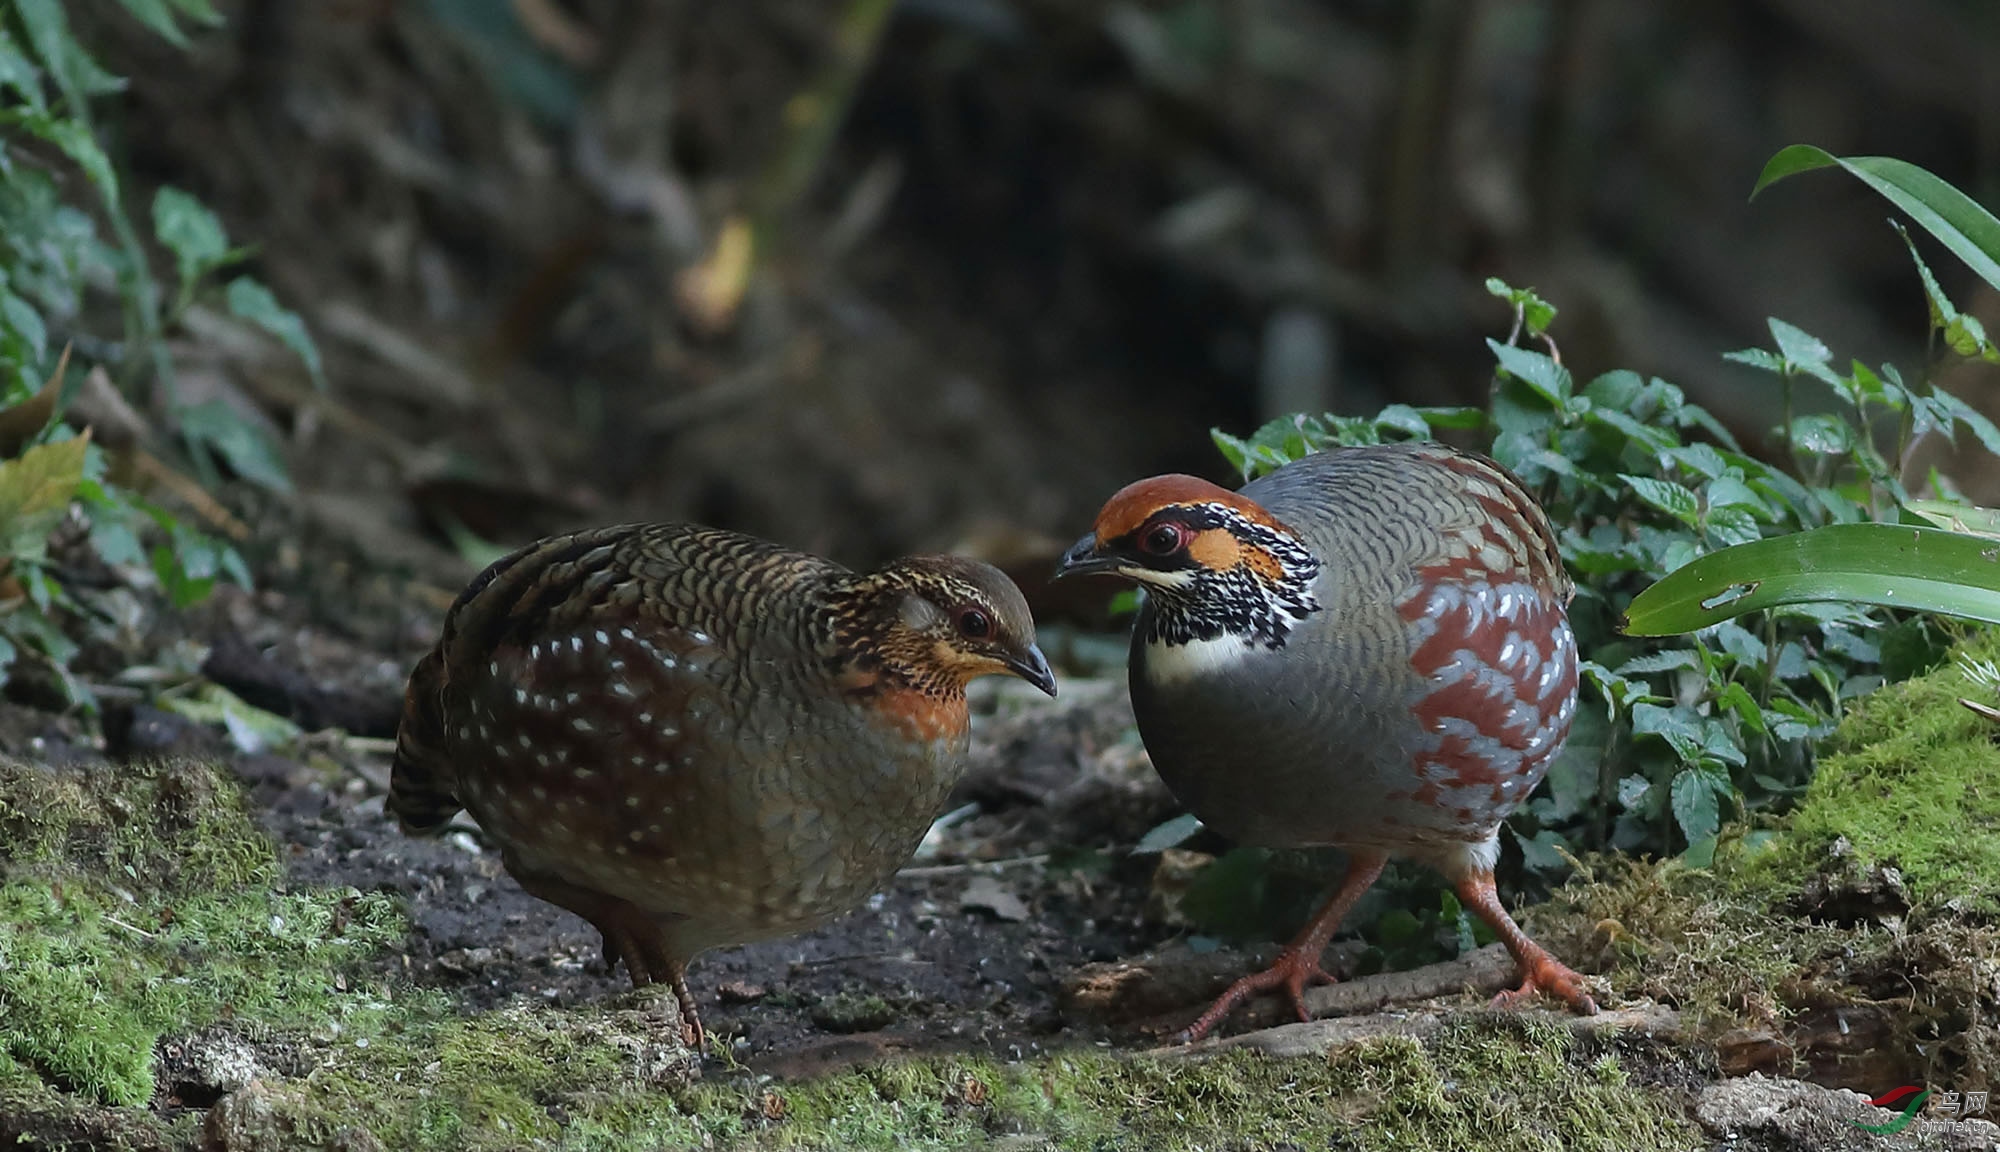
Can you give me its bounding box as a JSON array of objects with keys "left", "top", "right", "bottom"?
[{"left": 459, "top": 703, "right": 961, "bottom": 951}]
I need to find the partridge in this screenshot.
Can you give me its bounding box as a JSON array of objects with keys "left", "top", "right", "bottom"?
[
  {"left": 391, "top": 523, "right": 1055, "bottom": 1044},
  {"left": 1056, "top": 441, "right": 1597, "bottom": 1041}
]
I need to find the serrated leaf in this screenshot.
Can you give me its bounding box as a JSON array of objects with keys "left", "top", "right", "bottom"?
[
  {"left": 1670, "top": 768, "right": 1723, "bottom": 847},
  {"left": 1723, "top": 347, "right": 1787, "bottom": 374},
  {"left": 1620, "top": 474, "right": 1700, "bottom": 525},
  {"left": 1614, "top": 649, "right": 1699, "bottom": 676},
  {"left": 1487, "top": 339, "right": 1572, "bottom": 405},
  {"left": 1767, "top": 318, "right": 1841, "bottom": 385},
  {"left": 1788, "top": 413, "right": 1853, "bottom": 455},
  {"left": 224, "top": 277, "right": 324, "bottom": 389},
  {"left": 1616, "top": 775, "right": 1651, "bottom": 809}
]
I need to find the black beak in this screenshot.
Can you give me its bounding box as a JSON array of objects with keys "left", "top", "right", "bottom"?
[
  {"left": 1053, "top": 533, "right": 1122, "bottom": 580},
  {"left": 1007, "top": 644, "right": 1059, "bottom": 697}
]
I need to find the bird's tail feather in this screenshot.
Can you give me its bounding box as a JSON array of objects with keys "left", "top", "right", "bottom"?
[{"left": 389, "top": 647, "right": 461, "bottom": 836}]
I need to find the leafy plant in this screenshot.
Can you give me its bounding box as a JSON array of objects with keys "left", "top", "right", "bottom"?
[
  {"left": 1210, "top": 260, "right": 1987, "bottom": 873},
  {"left": 1627, "top": 149, "right": 2000, "bottom": 636},
  {"left": 0, "top": 1, "right": 318, "bottom": 704}
]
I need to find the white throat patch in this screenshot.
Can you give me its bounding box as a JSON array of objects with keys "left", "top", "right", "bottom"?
[{"left": 1142, "top": 632, "right": 1266, "bottom": 686}]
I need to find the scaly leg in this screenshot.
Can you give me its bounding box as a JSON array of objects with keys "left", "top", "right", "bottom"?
[
  {"left": 1452, "top": 868, "right": 1597, "bottom": 1015},
  {"left": 1176, "top": 850, "right": 1389, "bottom": 1044},
  {"left": 508, "top": 864, "right": 706, "bottom": 1045}
]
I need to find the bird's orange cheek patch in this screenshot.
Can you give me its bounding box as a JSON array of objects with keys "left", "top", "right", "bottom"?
[{"left": 1187, "top": 528, "right": 1243, "bottom": 571}]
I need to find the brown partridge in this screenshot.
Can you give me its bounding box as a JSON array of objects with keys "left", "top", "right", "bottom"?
[
  {"left": 1056, "top": 441, "right": 1597, "bottom": 1041},
  {"left": 391, "top": 523, "right": 1055, "bottom": 1044}
]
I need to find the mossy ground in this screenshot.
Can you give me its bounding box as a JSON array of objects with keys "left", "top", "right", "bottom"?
[
  {"left": 9, "top": 630, "right": 2000, "bottom": 1149},
  {"left": 1531, "top": 626, "right": 2000, "bottom": 1087}
]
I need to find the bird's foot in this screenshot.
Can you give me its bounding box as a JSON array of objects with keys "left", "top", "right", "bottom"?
[
  {"left": 1490, "top": 951, "right": 1598, "bottom": 1016},
  {"left": 670, "top": 974, "right": 707, "bottom": 1049},
  {"left": 1174, "top": 948, "right": 1339, "bottom": 1044}
]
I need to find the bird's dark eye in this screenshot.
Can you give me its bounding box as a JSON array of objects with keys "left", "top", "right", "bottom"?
[
  {"left": 956, "top": 607, "right": 992, "bottom": 639},
  {"left": 1141, "top": 522, "right": 1187, "bottom": 556}
]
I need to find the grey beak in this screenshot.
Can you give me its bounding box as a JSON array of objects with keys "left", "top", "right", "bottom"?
[
  {"left": 1008, "top": 643, "right": 1058, "bottom": 697},
  {"left": 1054, "top": 533, "right": 1121, "bottom": 580}
]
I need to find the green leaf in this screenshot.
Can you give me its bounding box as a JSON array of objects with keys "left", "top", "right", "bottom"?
[
  {"left": 152, "top": 186, "right": 231, "bottom": 288},
  {"left": 1767, "top": 318, "right": 1841, "bottom": 386},
  {"left": 1787, "top": 413, "right": 1853, "bottom": 455},
  {"left": 1723, "top": 347, "right": 1787, "bottom": 375},
  {"left": 224, "top": 277, "right": 324, "bottom": 389},
  {"left": 1670, "top": 768, "right": 1724, "bottom": 847},
  {"left": 178, "top": 400, "right": 291, "bottom": 492},
  {"left": 111, "top": 0, "right": 192, "bottom": 47},
  {"left": 1134, "top": 813, "right": 1205, "bottom": 854},
  {"left": 13, "top": 112, "right": 119, "bottom": 203},
  {"left": 1487, "top": 339, "right": 1572, "bottom": 406},
  {"left": 1903, "top": 500, "right": 2000, "bottom": 540},
  {"left": 1753, "top": 146, "right": 2000, "bottom": 297},
  {"left": 0, "top": 28, "right": 47, "bottom": 111},
  {"left": 14, "top": 0, "right": 125, "bottom": 100},
  {"left": 1620, "top": 474, "right": 1699, "bottom": 525},
  {"left": 1484, "top": 277, "right": 1558, "bottom": 335},
  {"left": 1623, "top": 523, "right": 2000, "bottom": 635}
]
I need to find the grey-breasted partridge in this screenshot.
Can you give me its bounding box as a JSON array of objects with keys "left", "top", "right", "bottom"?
[
  {"left": 1056, "top": 441, "right": 1597, "bottom": 1041},
  {"left": 391, "top": 523, "right": 1055, "bottom": 1044}
]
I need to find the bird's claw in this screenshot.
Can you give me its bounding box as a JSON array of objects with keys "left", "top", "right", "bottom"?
[
  {"left": 1490, "top": 955, "right": 1598, "bottom": 1016},
  {"left": 1174, "top": 952, "right": 1340, "bottom": 1044}
]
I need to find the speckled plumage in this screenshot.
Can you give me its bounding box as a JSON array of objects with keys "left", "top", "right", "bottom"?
[
  {"left": 391, "top": 523, "right": 1051, "bottom": 1042},
  {"left": 1060, "top": 441, "right": 1596, "bottom": 1040}
]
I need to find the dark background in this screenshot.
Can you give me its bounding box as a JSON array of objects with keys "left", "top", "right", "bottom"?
[{"left": 91, "top": 0, "right": 2000, "bottom": 582}]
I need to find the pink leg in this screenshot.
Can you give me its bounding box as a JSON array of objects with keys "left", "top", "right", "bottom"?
[
  {"left": 1452, "top": 869, "right": 1597, "bottom": 1015},
  {"left": 1177, "top": 850, "right": 1389, "bottom": 1043}
]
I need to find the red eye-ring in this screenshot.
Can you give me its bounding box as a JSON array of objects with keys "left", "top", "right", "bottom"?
[{"left": 1141, "top": 522, "right": 1187, "bottom": 556}]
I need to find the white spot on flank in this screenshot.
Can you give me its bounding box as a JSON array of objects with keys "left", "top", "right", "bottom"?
[
  {"left": 1142, "top": 634, "right": 1262, "bottom": 686},
  {"left": 596, "top": 630, "right": 609, "bottom": 645},
  {"left": 570, "top": 637, "right": 583, "bottom": 653}
]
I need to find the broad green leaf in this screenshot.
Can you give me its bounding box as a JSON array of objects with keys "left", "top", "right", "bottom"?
[
  {"left": 1620, "top": 474, "right": 1699, "bottom": 524},
  {"left": 1904, "top": 500, "right": 2000, "bottom": 540},
  {"left": 1670, "top": 768, "right": 1724, "bottom": 847},
  {"left": 1754, "top": 146, "right": 2000, "bottom": 296},
  {"left": 1487, "top": 339, "right": 1572, "bottom": 405},
  {"left": 1614, "top": 649, "right": 1699, "bottom": 675},
  {"left": 1787, "top": 413, "right": 1852, "bottom": 455},
  {"left": 224, "top": 277, "right": 324, "bottom": 389},
  {"left": 1767, "top": 318, "right": 1841, "bottom": 386},
  {"left": 152, "top": 186, "right": 231, "bottom": 288},
  {"left": 1623, "top": 523, "right": 2000, "bottom": 635}
]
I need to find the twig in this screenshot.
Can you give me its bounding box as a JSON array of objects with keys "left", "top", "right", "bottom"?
[
  {"left": 897, "top": 854, "right": 1049, "bottom": 879},
  {"left": 102, "top": 914, "right": 158, "bottom": 940}
]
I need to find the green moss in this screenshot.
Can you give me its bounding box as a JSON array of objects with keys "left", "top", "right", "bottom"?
[
  {"left": 0, "top": 758, "right": 405, "bottom": 1107},
  {"left": 1758, "top": 626, "right": 2000, "bottom": 906}
]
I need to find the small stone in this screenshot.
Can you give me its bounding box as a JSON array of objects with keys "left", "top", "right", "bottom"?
[
  {"left": 717, "top": 980, "right": 768, "bottom": 1004},
  {"left": 960, "top": 874, "right": 1030, "bottom": 922}
]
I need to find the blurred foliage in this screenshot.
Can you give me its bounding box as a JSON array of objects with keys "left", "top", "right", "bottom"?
[
  {"left": 1210, "top": 158, "right": 2000, "bottom": 885},
  {"left": 0, "top": 0, "right": 317, "bottom": 706}
]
